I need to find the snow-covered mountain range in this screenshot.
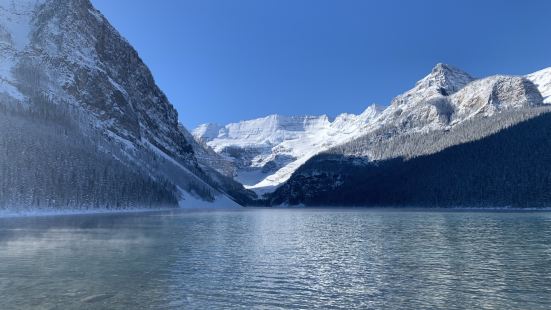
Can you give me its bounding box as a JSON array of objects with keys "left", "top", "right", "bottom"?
[
  {"left": 2, "top": 0, "right": 551, "bottom": 210},
  {"left": 194, "top": 63, "right": 551, "bottom": 195},
  {"left": 193, "top": 105, "right": 383, "bottom": 193},
  {"left": 0, "top": 0, "right": 252, "bottom": 211}
]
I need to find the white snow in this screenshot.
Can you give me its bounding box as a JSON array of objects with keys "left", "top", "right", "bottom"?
[
  {"left": 527, "top": 67, "right": 551, "bottom": 104},
  {"left": 193, "top": 64, "right": 475, "bottom": 193},
  {"left": 143, "top": 139, "right": 241, "bottom": 208},
  {"left": 194, "top": 104, "right": 384, "bottom": 193},
  {"left": 0, "top": 0, "right": 45, "bottom": 100},
  {"left": 0, "top": 0, "right": 43, "bottom": 50},
  {"left": 0, "top": 56, "right": 24, "bottom": 100},
  {"left": 178, "top": 190, "right": 240, "bottom": 209}
]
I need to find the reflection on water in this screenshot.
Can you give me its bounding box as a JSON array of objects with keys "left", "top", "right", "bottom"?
[{"left": 0, "top": 209, "right": 550, "bottom": 309}]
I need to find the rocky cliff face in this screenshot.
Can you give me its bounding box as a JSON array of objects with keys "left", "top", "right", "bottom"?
[
  {"left": 0, "top": 0, "right": 250, "bottom": 210},
  {"left": 5, "top": 0, "right": 193, "bottom": 160}
]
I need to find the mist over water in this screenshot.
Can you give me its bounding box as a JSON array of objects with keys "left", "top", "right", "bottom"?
[{"left": 1, "top": 209, "right": 550, "bottom": 309}]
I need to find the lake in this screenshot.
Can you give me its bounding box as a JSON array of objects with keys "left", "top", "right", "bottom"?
[{"left": 0, "top": 208, "right": 550, "bottom": 309}]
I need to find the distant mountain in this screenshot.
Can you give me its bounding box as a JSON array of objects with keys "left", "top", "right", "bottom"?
[
  {"left": 2, "top": 0, "right": 550, "bottom": 211},
  {"left": 329, "top": 66, "right": 545, "bottom": 160},
  {"left": 0, "top": 0, "right": 252, "bottom": 212},
  {"left": 267, "top": 64, "right": 551, "bottom": 207},
  {"left": 193, "top": 105, "right": 384, "bottom": 194},
  {"left": 195, "top": 63, "right": 551, "bottom": 199}
]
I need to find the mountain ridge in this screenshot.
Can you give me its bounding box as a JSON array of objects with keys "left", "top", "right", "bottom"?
[
  {"left": 194, "top": 63, "right": 550, "bottom": 196},
  {"left": 193, "top": 104, "right": 384, "bottom": 194}
]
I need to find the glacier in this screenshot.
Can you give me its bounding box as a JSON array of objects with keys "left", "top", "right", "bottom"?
[{"left": 193, "top": 105, "right": 383, "bottom": 194}]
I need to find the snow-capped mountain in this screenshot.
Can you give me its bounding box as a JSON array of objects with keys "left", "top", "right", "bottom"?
[
  {"left": 193, "top": 104, "right": 383, "bottom": 194},
  {"left": 0, "top": 0, "right": 251, "bottom": 211},
  {"left": 364, "top": 64, "right": 543, "bottom": 137},
  {"left": 331, "top": 73, "right": 545, "bottom": 162},
  {"left": 268, "top": 64, "right": 551, "bottom": 207},
  {"left": 194, "top": 63, "right": 550, "bottom": 195},
  {"left": 341, "top": 65, "right": 545, "bottom": 156},
  {"left": 270, "top": 109, "right": 551, "bottom": 207}
]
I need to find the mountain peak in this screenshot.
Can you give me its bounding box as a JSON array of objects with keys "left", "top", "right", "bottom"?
[
  {"left": 431, "top": 62, "right": 458, "bottom": 73},
  {"left": 422, "top": 63, "right": 475, "bottom": 95},
  {"left": 430, "top": 63, "right": 470, "bottom": 79},
  {"left": 390, "top": 63, "right": 475, "bottom": 107},
  {"left": 0, "top": 0, "right": 251, "bottom": 209}
]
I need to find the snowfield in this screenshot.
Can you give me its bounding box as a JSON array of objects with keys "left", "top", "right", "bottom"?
[{"left": 194, "top": 105, "right": 383, "bottom": 193}]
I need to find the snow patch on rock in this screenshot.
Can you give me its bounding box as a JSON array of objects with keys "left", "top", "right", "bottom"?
[{"left": 527, "top": 67, "right": 551, "bottom": 104}]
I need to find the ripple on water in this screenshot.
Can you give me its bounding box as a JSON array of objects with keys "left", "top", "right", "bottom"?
[{"left": 0, "top": 209, "right": 550, "bottom": 309}]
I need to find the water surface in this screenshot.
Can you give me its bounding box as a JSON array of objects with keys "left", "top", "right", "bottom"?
[{"left": 0, "top": 208, "right": 550, "bottom": 309}]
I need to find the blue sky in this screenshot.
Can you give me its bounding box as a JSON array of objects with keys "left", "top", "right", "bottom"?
[{"left": 92, "top": 0, "right": 551, "bottom": 129}]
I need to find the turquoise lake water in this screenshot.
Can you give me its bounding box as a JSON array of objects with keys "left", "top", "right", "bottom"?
[{"left": 0, "top": 208, "right": 550, "bottom": 309}]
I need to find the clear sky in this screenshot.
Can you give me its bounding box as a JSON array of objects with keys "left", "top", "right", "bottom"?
[{"left": 91, "top": 0, "right": 551, "bottom": 129}]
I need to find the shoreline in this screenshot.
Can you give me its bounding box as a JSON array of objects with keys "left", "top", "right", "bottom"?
[
  {"left": 0, "top": 207, "right": 177, "bottom": 219},
  {"left": 2, "top": 205, "right": 551, "bottom": 219},
  {"left": 249, "top": 205, "right": 551, "bottom": 212}
]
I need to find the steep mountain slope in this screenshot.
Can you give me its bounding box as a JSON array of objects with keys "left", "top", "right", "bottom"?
[
  {"left": 0, "top": 0, "right": 250, "bottom": 211},
  {"left": 193, "top": 105, "right": 383, "bottom": 194},
  {"left": 180, "top": 124, "right": 236, "bottom": 177}
]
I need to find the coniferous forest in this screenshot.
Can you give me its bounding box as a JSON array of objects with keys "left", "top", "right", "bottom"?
[{"left": 270, "top": 110, "right": 551, "bottom": 208}]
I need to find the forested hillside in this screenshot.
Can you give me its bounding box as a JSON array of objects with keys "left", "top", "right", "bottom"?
[
  {"left": 270, "top": 110, "right": 551, "bottom": 207},
  {"left": 0, "top": 100, "right": 179, "bottom": 211}
]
